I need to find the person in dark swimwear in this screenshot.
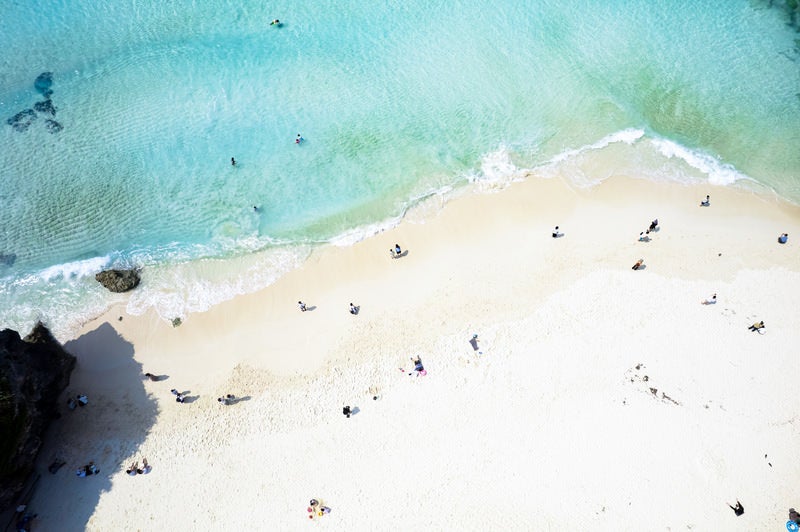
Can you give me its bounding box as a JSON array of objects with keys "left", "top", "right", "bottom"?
[{"left": 727, "top": 500, "right": 744, "bottom": 516}]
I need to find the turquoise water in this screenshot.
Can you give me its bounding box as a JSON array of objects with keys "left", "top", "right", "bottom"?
[{"left": 1, "top": 1, "right": 798, "bottom": 338}]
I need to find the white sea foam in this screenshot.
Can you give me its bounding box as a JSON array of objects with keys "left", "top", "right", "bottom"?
[
  {"left": 548, "top": 128, "right": 645, "bottom": 166},
  {"left": 650, "top": 137, "right": 752, "bottom": 186},
  {"left": 473, "top": 146, "right": 523, "bottom": 186},
  {"left": 125, "top": 245, "right": 311, "bottom": 322},
  {"left": 38, "top": 255, "right": 112, "bottom": 282}
]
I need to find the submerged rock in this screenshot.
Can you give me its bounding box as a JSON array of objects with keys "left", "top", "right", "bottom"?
[
  {"left": 0, "top": 253, "right": 16, "bottom": 266},
  {"left": 6, "top": 109, "right": 36, "bottom": 132},
  {"left": 33, "top": 72, "right": 53, "bottom": 95},
  {"left": 44, "top": 119, "right": 63, "bottom": 134},
  {"left": 33, "top": 99, "right": 56, "bottom": 116},
  {"left": 95, "top": 269, "right": 141, "bottom": 292},
  {"left": 0, "top": 323, "right": 76, "bottom": 511}
]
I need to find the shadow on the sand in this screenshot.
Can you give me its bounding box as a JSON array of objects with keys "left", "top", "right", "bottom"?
[{"left": 29, "top": 321, "right": 157, "bottom": 530}]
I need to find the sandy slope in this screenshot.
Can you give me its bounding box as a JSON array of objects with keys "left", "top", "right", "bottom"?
[{"left": 29, "top": 174, "right": 800, "bottom": 531}]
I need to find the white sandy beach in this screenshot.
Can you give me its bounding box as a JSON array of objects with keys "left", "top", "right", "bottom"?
[{"left": 28, "top": 174, "right": 800, "bottom": 531}]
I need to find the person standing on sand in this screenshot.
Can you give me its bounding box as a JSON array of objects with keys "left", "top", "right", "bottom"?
[
  {"left": 395, "top": 243, "right": 402, "bottom": 256},
  {"left": 727, "top": 500, "right": 744, "bottom": 516},
  {"left": 349, "top": 302, "right": 358, "bottom": 315},
  {"left": 342, "top": 406, "right": 351, "bottom": 418}
]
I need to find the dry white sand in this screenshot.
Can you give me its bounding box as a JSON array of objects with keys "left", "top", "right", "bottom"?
[{"left": 29, "top": 174, "right": 800, "bottom": 531}]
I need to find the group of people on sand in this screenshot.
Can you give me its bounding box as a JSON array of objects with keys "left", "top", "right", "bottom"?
[
  {"left": 638, "top": 219, "right": 658, "bottom": 242},
  {"left": 306, "top": 499, "right": 331, "bottom": 519},
  {"left": 297, "top": 245, "right": 410, "bottom": 316},
  {"left": 125, "top": 458, "right": 151, "bottom": 476}
]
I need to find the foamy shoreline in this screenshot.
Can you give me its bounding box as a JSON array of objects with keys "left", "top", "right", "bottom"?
[{"left": 29, "top": 173, "right": 800, "bottom": 531}]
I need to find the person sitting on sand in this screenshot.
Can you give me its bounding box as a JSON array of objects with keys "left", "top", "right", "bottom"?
[
  {"left": 638, "top": 231, "right": 650, "bottom": 242},
  {"left": 701, "top": 293, "right": 717, "bottom": 305},
  {"left": 408, "top": 356, "right": 426, "bottom": 376},
  {"left": 349, "top": 302, "right": 358, "bottom": 315},
  {"left": 342, "top": 406, "right": 352, "bottom": 418},
  {"left": 217, "top": 394, "right": 235, "bottom": 405},
  {"left": 67, "top": 397, "right": 77, "bottom": 410},
  {"left": 77, "top": 462, "right": 99, "bottom": 477},
  {"left": 126, "top": 461, "right": 139, "bottom": 476},
  {"left": 700, "top": 195, "right": 710, "bottom": 207},
  {"left": 140, "top": 458, "right": 151, "bottom": 474},
  {"left": 298, "top": 301, "right": 307, "bottom": 312},
  {"left": 76, "top": 394, "right": 88, "bottom": 406},
  {"left": 779, "top": 233, "right": 788, "bottom": 244},
  {"left": 748, "top": 321, "right": 765, "bottom": 332},
  {"left": 176, "top": 393, "right": 187, "bottom": 403},
  {"left": 789, "top": 508, "right": 800, "bottom": 525},
  {"left": 632, "top": 259, "right": 644, "bottom": 270}
]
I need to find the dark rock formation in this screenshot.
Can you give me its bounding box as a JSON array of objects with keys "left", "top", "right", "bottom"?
[
  {"left": 95, "top": 269, "right": 141, "bottom": 292},
  {"left": 33, "top": 99, "right": 56, "bottom": 116},
  {"left": 44, "top": 119, "right": 63, "bottom": 134},
  {"left": 0, "top": 323, "right": 75, "bottom": 511},
  {"left": 6, "top": 110, "right": 36, "bottom": 132},
  {"left": 0, "top": 253, "right": 15, "bottom": 267},
  {"left": 33, "top": 72, "right": 53, "bottom": 95}
]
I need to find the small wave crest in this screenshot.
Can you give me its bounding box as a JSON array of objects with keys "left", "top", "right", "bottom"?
[
  {"left": 650, "top": 137, "right": 751, "bottom": 186},
  {"left": 548, "top": 128, "right": 645, "bottom": 166},
  {"left": 37, "top": 255, "right": 112, "bottom": 282}
]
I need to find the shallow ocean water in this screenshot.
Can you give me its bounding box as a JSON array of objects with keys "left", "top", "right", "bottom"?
[{"left": 1, "top": 0, "right": 798, "bottom": 338}]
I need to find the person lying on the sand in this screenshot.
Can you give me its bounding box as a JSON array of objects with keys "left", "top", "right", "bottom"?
[{"left": 748, "top": 321, "right": 765, "bottom": 332}]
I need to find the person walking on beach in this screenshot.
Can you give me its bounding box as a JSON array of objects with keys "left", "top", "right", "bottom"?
[
  {"left": 649, "top": 219, "right": 658, "bottom": 232},
  {"left": 298, "top": 301, "right": 307, "bottom": 312},
  {"left": 296, "top": 133, "right": 303, "bottom": 144},
  {"left": 700, "top": 195, "right": 710, "bottom": 207},
  {"left": 342, "top": 405, "right": 352, "bottom": 418},
  {"left": 748, "top": 321, "right": 765, "bottom": 332}
]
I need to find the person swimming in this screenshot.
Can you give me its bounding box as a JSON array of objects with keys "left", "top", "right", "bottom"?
[{"left": 270, "top": 19, "right": 281, "bottom": 26}]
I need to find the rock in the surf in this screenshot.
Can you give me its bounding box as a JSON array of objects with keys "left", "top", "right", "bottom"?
[
  {"left": 6, "top": 109, "right": 37, "bottom": 132},
  {"left": 34, "top": 72, "right": 53, "bottom": 95},
  {"left": 95, "top": 269, "right": 141, "bottom": 292},
  {"left": 34, "top": 99, "right": 56, "bottom": 116}
]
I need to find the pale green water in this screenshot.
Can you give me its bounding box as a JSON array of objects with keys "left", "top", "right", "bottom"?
[{"left": 0, "top": 0, "right": 798, "bottom": 338}]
